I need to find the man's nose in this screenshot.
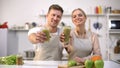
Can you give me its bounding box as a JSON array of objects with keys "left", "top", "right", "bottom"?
[{"left": 53, "top": 16, "right": 58, "bottom": 20}]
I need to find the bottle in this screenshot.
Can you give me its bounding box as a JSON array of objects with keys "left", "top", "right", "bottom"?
[
  {"left": 16, "top": 54, "right": 23, "bottom": 65},
  {"left": 114, "top": 45, "right": 120, "bottom": 54},
  {"left": 98, "top": 6, "right": 102, "bottom": 14},
  {"left": 114, "top": 40, "right": 120, "bottom": 54},
  {"left": 25, "top": 22, "right": 29, "bottom": 30},
  {"left": 95, "top": 6, "right": 99, "bottom": 14},
  {"left": 106, "top": 6, "right": 112, "bottom": 14}
]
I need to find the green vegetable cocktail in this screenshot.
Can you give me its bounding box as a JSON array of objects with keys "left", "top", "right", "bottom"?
[
  {"left": 42, "top": 27, "right": 50, "bottom": 42},
  {"left": 63, "top": 26, "right": 71, "bottom": 44}
]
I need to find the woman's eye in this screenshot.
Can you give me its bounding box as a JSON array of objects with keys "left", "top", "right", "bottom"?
[
  {"left": 78, "top": 14, "right": 82, "bottom": 17},
  {"left": 72, "top": 15, "right": 76, "bottom": 18}
]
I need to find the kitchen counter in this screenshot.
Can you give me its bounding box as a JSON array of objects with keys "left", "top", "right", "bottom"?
[{"left": 0, "top": 60, "right": 120, "bottom": 68}]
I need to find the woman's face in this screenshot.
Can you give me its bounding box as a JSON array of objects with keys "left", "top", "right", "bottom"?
[{"left": 72, "top": 9, "right": 86, "bottom": 27}]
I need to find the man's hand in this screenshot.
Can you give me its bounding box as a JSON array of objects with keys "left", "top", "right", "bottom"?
[{"left": 35, "top": 31, "right": 47, "bottom": 43}]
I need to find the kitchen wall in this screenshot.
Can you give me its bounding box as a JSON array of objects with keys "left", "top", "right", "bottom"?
[
  {"left": 1, "top": 0, "right": 120, "bottom": 27},
  {"left": 0, "top": 0, "right": 120, "bottom": 60}
]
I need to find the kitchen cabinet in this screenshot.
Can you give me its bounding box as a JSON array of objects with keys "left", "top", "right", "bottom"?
[
  {"left": 8, "top": 29, "right": 34, "bottom": 54},
  {"left": 1, "top": 29, "right": 19, "bottom": 56},
  {"left": 0, "top": 29, "right": 7, "bottom": 57},
  {"left": 0, "top": 29, "right": 18, "bottom": 57},
  {"left": 0, "top": 29, "right": 33, "bottom": 58},
  {"left": 106, "top": 14, "right": 120, "bottom": 61}
]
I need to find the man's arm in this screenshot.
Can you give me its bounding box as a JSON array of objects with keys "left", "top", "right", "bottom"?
[{"left": 28, "top": 33, "right": 38, "bottom": 44}]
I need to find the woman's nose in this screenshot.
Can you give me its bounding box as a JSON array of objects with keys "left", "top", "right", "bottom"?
[{"left": 75, "top": 16, "right": 79, "bottom": 20}]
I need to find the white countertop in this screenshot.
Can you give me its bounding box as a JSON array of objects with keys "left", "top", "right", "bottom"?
[{"left": 0, "top": 60, "right": 120, "bottom": 68}]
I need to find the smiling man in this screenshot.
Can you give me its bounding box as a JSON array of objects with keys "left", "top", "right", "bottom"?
[{"left": 28, "top": 4, "right": 64, "bottom": 60}]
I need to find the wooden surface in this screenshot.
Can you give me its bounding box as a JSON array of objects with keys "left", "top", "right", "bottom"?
[{"left": 58, "top": 64, "right": 85, "bottom": 68}]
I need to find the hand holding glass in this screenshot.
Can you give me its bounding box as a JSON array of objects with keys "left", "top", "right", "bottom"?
[
  {"left": 42, "top": 27, "right": 50, "bottom": 42},
  {"left": 63, "top": 26, "right": 71, "bottom": 44}
]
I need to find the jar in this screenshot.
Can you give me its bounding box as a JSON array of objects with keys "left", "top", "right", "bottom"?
[
  {"left": 16, "top": 55, "right": 23, "bottom": 65},
  {"left": 106, "top": 7, "right": 112, "bottom": 13},
  {"left": 114, "top": 40, "right": 120, "bottom": 54},
  {"left": 114, "top": 45, "right": 120, "bottom": 54},
  {"left": 24, "top": 50, "right": 35, "bottom": 58},
  {"left": 25, "top": 23, "right": 29, "bottom": 30}
]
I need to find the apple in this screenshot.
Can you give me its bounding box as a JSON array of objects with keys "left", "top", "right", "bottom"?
[
  {"left": 68, "top": 60, "right": 77, "bottom": 67},
  {"left": 94, "top": 60, "right": 104, "bottom": 68},
  {"left": 85, "top": 59, "right": 94, "bottom": 68}
]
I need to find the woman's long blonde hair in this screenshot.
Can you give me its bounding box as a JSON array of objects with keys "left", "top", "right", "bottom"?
[{"left": 72, "top": 8, "right": 87, "bottom": 18}]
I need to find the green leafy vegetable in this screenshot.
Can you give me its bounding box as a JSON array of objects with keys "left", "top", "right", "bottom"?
[{"left": 0, "top": 55, "right": 17, "bottom": 65}]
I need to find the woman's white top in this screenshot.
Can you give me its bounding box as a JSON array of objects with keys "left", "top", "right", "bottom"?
[{"left": 69, "top": 29, "right": 101, "bottom": 59}]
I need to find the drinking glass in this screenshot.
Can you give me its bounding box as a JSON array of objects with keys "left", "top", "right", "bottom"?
[
  {"left": 41, "top": 27, "right": 50, "bottom": 42},
  {"left": 63, "top": 26, "right": 71, "bottom": 44}
]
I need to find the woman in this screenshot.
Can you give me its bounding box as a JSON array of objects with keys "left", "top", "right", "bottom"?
[{"left": 60, "top": 8, "right": 101, "bottom": 63}]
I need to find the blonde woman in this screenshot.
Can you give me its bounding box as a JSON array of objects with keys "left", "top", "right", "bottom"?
[{"left": 60, "top": 8, "right": 101, "bottom": 63}]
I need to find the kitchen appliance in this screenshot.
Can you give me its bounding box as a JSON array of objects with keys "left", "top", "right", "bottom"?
[
  {"left": 109, "top": 19, "right": 120, "bottom": 29},
  {"left": 24, "top": 50, "right": 35, "bottom": 58}
]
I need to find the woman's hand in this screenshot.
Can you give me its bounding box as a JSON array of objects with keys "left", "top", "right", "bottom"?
[
  {"left": 60, "top": 33, "right": 65, "bottom": 42},
  {"left": 60, "top": 33, "right": 71, "bottom": 43},
  {"left": 74, "top": 57, "right": 85, "bottom": 63},
  {"left": 35, "top": 31, "right": 47, "bottom": 43},
  {"left": 60, "top": 33, "right": 72, "bottom": 53}
]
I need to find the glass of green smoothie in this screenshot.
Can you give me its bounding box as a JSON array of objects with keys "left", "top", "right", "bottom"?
[
  {"left": 63, "top": 26, "right": 71, "bottom": 44},
  {"left": 42, "top": 27, "right": 50, "bottom": 42}
]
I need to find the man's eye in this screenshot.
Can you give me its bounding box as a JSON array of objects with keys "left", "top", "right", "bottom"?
[
  {"left": 57, "top": 15, "right": 61, "bottom": 18},
  {"left": 52, "top": 14, "right": 55, "bottom": 16}
]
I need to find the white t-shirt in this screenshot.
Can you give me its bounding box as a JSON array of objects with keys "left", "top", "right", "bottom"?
[{"left": 28, "top": 26, "right": 63, "bottom": 60}]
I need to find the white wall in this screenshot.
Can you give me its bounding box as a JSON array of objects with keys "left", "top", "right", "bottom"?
[
  {"left": 1, "top": 0, "right": 120, "bottom": 27},
  {"left": 1, "top": 0, "right": 120, "bottom": 60},
  {"left": 0, "top": 29, "right": 7, "bottom": 57}
]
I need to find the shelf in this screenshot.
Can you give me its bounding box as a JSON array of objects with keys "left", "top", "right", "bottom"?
[
  {"left": 109, "top": 29, "right": 120, "bottom": 34},
  {"left": 9, "top": 29, "right": 29, "bottom": 31},
  {"left": 109, "top": 32, "right": 120, "bottom": 34},
  {"left": 39, "top": 14, "right": 120, "bottom": 17},
  {"left": 87, "top": 14, "right": 106, "bottom": 17},
  {"left": 39, "top": 14, "right": 106, "bottom": 17},
  {"left": 108, "top": 14, "right": 120, "bottom": 16},
  {"left": 39, "top": 14, "right": 71, "bottom": 17},
  {"left": 110, "top": 14, "right": 120, "bottom": 16},
  {"left": 23, "top": 57, "right": 33, "bottom": 60}
]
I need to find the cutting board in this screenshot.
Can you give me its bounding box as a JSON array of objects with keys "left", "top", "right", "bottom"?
[{"left": 58, "top": 64, "right": 85, "bottom": 68}]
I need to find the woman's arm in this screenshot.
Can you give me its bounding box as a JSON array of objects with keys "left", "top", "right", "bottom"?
[
  {"left": 92, "top": 33, "right": 101, "bottom": 56},
  {"left": 72, "top": 32, "right": 102, "bottom": 63},
  {"left": 82, "top": 33, "right": 101, "bottom": 60}
]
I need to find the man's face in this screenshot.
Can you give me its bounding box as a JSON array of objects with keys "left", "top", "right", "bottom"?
[{"left": 46, "top": 9, "right": 63, "bottom": 28}]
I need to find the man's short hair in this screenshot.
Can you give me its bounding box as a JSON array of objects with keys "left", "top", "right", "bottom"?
[{"left": 48, "top": 4, "right": 64, "bottom": 14}]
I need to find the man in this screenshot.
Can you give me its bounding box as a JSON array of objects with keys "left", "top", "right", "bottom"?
[{"left": 28, "top": 4, "right": 64, "bottom": 60}]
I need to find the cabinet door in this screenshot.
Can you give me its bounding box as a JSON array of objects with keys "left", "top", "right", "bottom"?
[
  {"left": 0, "top": 29, "right": 8, "bottom": 57},
  {"left": 108, "top": 14, "right": 120, "bottom": 61}
]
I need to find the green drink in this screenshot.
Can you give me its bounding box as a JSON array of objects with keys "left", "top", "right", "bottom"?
[
  {"left": 63, "top": 26, "right": 71, "bottom": 44},
  {"left": 42, "top": 27, "right": 50, "bottom": 42}
]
